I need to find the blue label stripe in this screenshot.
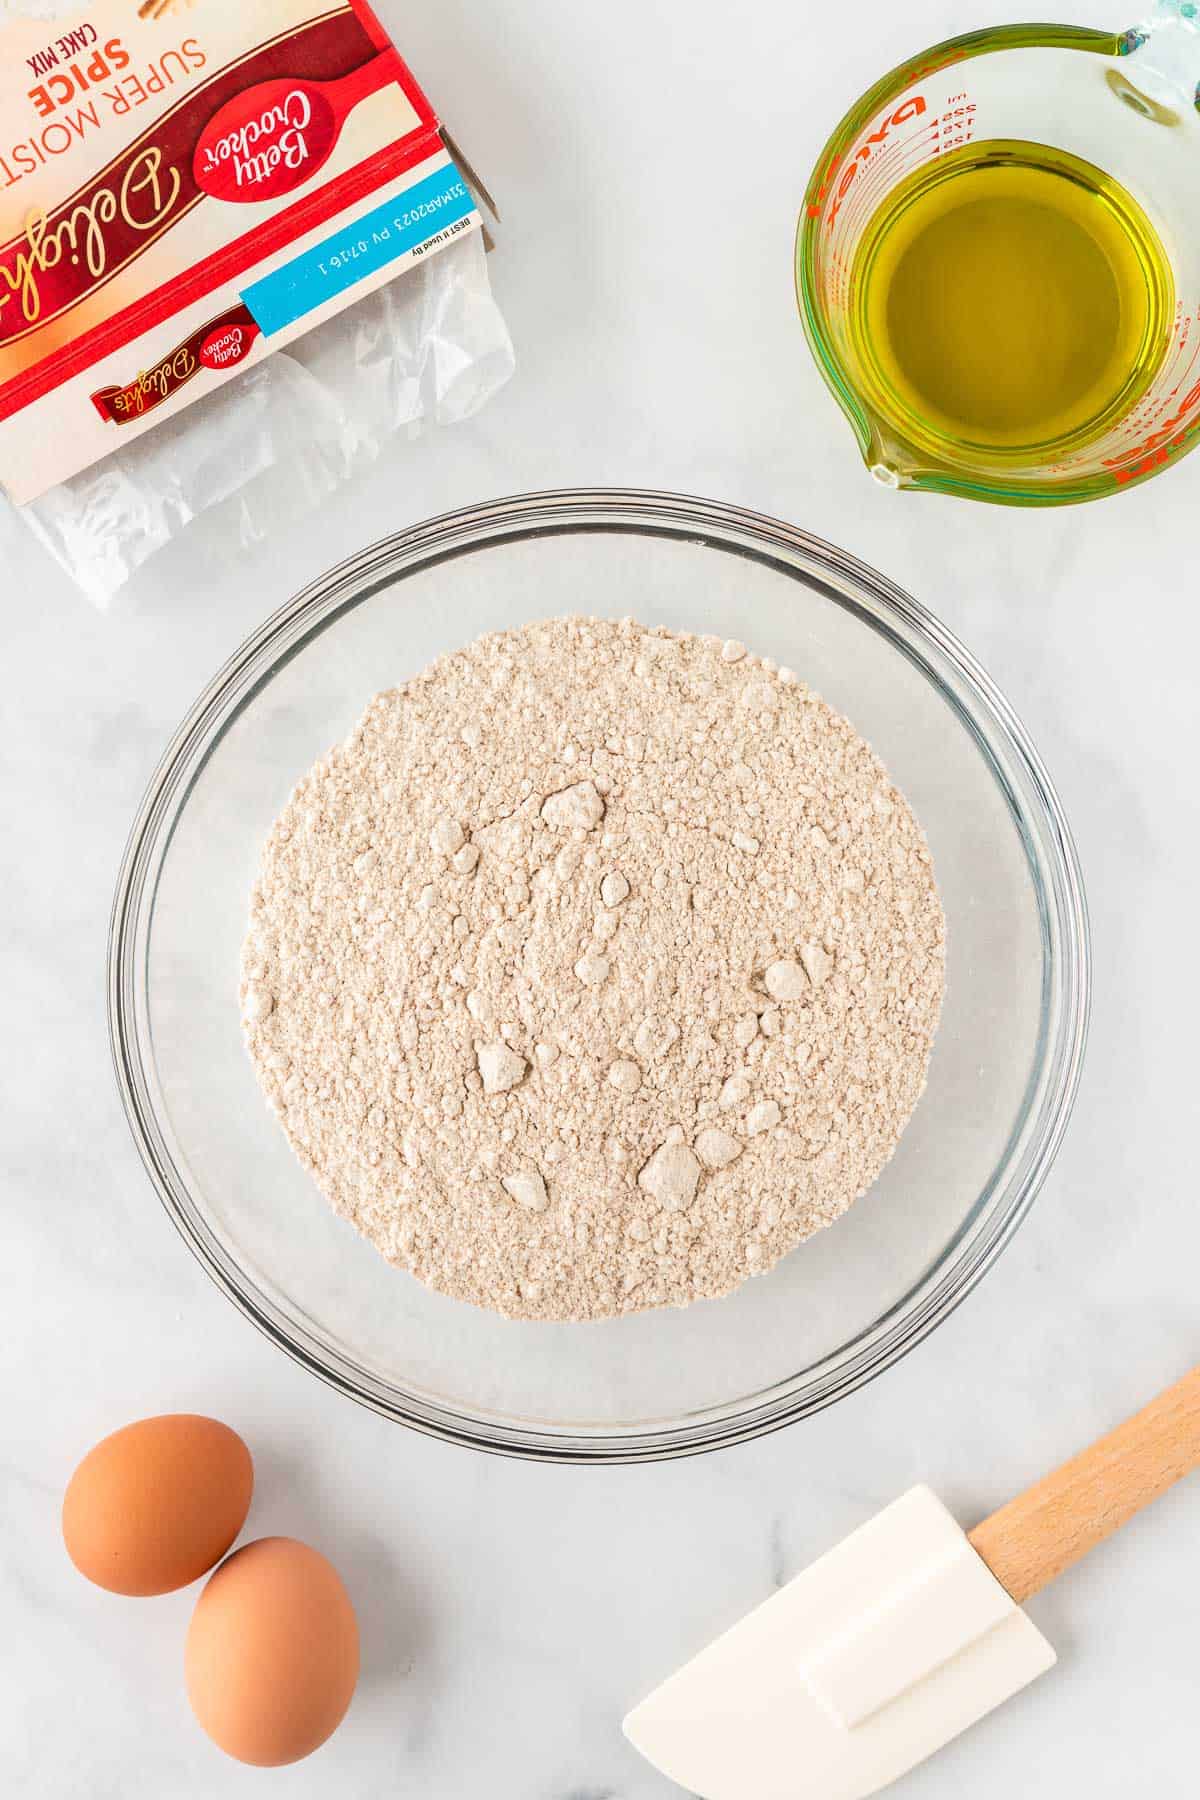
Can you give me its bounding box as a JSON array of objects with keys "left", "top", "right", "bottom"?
[{"left": 242, "top": 163, "right": 477, "bottom": 337}]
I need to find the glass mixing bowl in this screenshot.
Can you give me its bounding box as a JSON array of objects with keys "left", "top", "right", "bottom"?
[{"left": 109, "top": 490, "right": 1089, "bottom": 1462}]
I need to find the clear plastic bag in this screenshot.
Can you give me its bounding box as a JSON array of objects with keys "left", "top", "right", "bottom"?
[{"left": 9, "top": 230, "right": 513, "bottom": 606}]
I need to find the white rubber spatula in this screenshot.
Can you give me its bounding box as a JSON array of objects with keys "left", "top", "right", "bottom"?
[{"left": 624, "top": 1366, "right": 1200, "bottom": 1799}]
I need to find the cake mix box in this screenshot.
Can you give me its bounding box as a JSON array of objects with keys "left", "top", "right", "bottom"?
[{"left": 0, "top": 1, "right": 488, "bottom": 504}]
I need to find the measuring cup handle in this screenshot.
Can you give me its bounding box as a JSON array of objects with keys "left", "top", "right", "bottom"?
[{"left": 1120, "top": 0, "right": 1200, "bottom": 112}]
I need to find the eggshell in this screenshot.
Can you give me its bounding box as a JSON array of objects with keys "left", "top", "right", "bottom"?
[
  {"left": 186, "top": 1537, "right": 359, "bottom": 1766},
  {"left": 62, "top": 1414, "right": 253, "bottom": 1597}
]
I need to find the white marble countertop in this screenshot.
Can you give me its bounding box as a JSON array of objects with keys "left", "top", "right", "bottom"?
[{"left": 5, "top": 0, "right": 1199, "bottom": 1794}]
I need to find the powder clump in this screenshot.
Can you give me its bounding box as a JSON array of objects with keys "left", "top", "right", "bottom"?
[{"left": 242, "top": 616, "right": 946, "bottom": 1321}]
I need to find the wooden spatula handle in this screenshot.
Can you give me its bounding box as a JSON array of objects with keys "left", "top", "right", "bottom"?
[{"left": 968, "top": 1365, "right": 1200, "bottom": 1604}]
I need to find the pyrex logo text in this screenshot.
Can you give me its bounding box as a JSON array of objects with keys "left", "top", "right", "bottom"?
[{"left": 807, "top": 96, "right": 927, "bottom": 230}]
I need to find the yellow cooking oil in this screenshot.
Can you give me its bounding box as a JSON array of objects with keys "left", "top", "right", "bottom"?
[{"left": 847, "top": 139, "right": 1174, "bottom": 464}]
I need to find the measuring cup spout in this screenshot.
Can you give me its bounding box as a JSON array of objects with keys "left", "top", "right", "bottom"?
[
  {"left": 1120, "top": 0, "right": 1200, "bottom": 114},
  {"left": 859, "top": 420, "right": 920, "bottom": 492}
]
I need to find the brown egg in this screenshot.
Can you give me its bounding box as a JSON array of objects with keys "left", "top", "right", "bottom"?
[
  {"left": 62, "top": 1414, "right": 253, "bottom": 1596},
  {"left": 186, "top": 1537, "right": 359, "bottom": 1766}
]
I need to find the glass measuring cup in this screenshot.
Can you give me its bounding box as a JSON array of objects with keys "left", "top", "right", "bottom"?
[{"left": 796, "top": 3, "right": 1200, "bottom": 504}]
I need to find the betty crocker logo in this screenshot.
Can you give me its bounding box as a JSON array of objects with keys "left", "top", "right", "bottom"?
[
  {"left": 89, "top": 301, "right": 260, "bottom": 422},
  {"left": 195, "top": 83, "right": 332, "bottom": 201},
  {"left": 198, "top": 320, "right": 254, "bottom": 369},
  {"left": 194, "top": 54, "right": 395, "bottom": 204}
]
